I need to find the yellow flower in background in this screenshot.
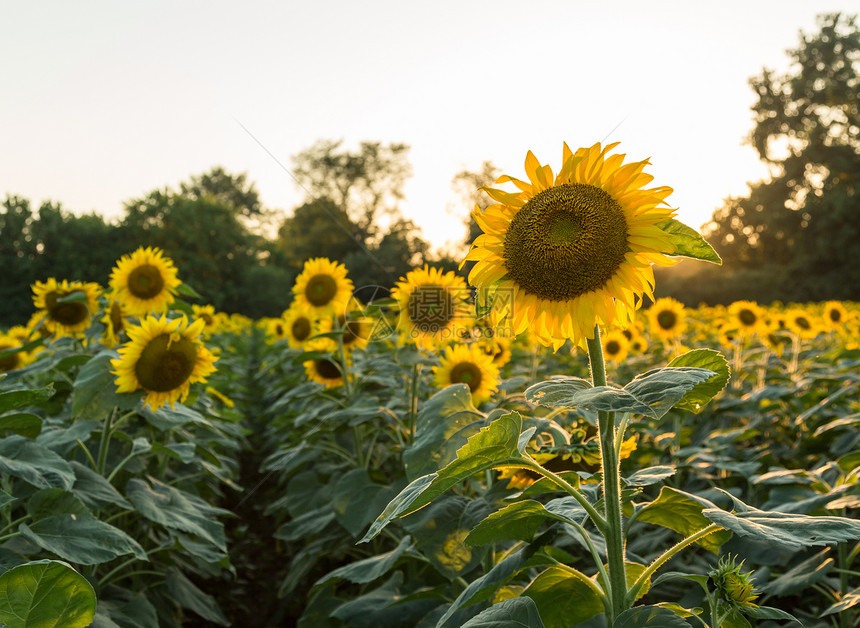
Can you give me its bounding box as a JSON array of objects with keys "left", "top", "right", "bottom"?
[
  {"left": 391, "top": 265, "right": 471, "bottom": 351},
  {"left": 463, "top": 142, "right": 678, "bottom": 347},
  {"left": 292, "top": 258, "right": 354, "bottom": 318},
  {"left": 101, "top": 295, "right": 127, "bottom": 347},
  {"left": 112, "top": 314, "right": 217, "bottom": 411},
  {"left": 31, "top": 278, "right": 102, "bottom": 337},
  {"left": 784, "top": 307, "right": 820, "bottom": 340},
  {"left": 727, "top": 300, "right": 765, "bottom": 336},
  {"left": 647, "top": 297, "right": 687, "bottom": 340},
  {"left": 264, "top": 317, "right": 290, "bottom": 343},
  {"left": 602, "top": 329, "right": 630, "bottom": 363},
  {"left": 319, "top": 304, "right": 374, "bottom": 353},
  {"left": 433, "top": 343, "right": 500, "bottom": 405},
  {"left": 282, "top": 303, "right": 318, "bottom": 349},
  {"left": 0, "top": 332, "right": 34, "bottom": 373},
  {"left": 192, "top": 304, "right": 220, "bottom": 337},
  {"left": 303, "top": 338, "right": 346, "bottom": 388},
  {"left": 822, "top": 301, "right": 848, "bottom": 331},
  {"left": 110, "top": 247, "right": 181, "bottom": 316}
]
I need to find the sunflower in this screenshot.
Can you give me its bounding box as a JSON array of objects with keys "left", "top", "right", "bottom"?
[
  {"left": 303, "top": 338, "right": 346, "bottom": 388},
  {"left": 191, "top": 304, "right": 220, "bottom": 337},
  {"left": 101, "top": 295, "right": 127, "bottom": 347},
  {"left": 727, "top": 300, "right": 765, "bottom": 336},
  {"left": 433, "top": 343, "right": 500, "bottom": 405},
  {"left": 31, "top": 278, "right": 102, "bottom": 337},
  {"left": 0, "top": 332, "right": 34, "bottom": 373},
  {"left": 784, "top": 308, "right": 820, "bottom": 340},
  {"left": 282, "top": 304, "right": 318, "bottom": 349},
  {"left": 110, "top": 247, "right": 181, "bottom": 316},
  {"left": 292, "top": 258, "right": 354, "bottom": 319},
  {"left": 463, "top": 142, "right": 678, "bottom": 346},
  {"left": 601, "top": 329, "right": 630, "bottom": 363},
  {"left": 112, "top": 314, "right": 217, "bottom": 411},
  {"left": 822, "top": 301, "right": 848, "bottom": 331},
  {"left": 647, "top": 297, "right": 687, "bottom": 340},
  {"left": 391, "top": 265, "right": 472, "bottom": 351},
  {"left": 265, "top": 317, "right": 290, "bottom": 344},
  {"left": 319, "top": 305, "right": 374, "bottom": 353}
]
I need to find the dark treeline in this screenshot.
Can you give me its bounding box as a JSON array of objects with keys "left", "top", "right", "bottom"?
[{"left": 2, "top": 13, "right": 858, "bottom": 326}]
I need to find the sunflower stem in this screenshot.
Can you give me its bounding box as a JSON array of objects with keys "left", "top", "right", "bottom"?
[
  {"left": 97, "top": 407, "right": 117, "bottom": 476},
  {"left": 407, "top": 363, "right": 422, "bottom": 443},
  {"left": 586, "top": 325, "right": 628, "bottom": 622}
]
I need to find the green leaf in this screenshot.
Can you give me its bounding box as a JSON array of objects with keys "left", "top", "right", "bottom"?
[
  {"left": 522, "top": 566, "right": 603, "bottom": 628},
  {"left": 740, "top": 604, "right": 800, "bottom": 622},
  {"left": 332, "top": 469, "right": 398, "bottom": 538},
  {"left": 624, "top": 466, "right": 676, "bottom": 487},
  {"left": 20, "top": 513, "right": 146, "bottom": 564},
  {"left": 403, "top": 384, "right": 487, "bottom": 480},
  {"left": 524, "top": 377, "right": 593, "bottom": 407},
  {"left": 70, "top": 461, "right": 132, "bottom": 510},
  {"left": 0, "top": 490, "right": 15, "bottom": 509},
  {"left": 329, "top": 572, "right": 438, "bottom": 627},
  {"left": 274, "top": 507, "right": 336, "bottom": 542},
  {"left": 360, "top": 412, "right": 530, "bottom": 543},
  {"left": 126, "top": 478, "right": 229, "bottom": 551},
  {"left": 822, "top": 585, "right": 860, "bottom": 616},
  {"left": 0, "top": 413, "right": 42, "bottom": 439},
  {"left": 666, "top": 350, "right": 731, "bottom": 413},
  {"left": 466, "top": 497, "right": 587, "bottom": 546},
  {"left": 0, "top": 385, "right": 54, "bottom": 414},
  {"left": 314, "top": 535, "right": 412, "bottom": 589},
  {"left": 623, "top": 367, "right": 717, "bottom": 419},
  {"left": 638, "top": 487, "right": 731, "bottom": 553},
  {"left": 72, "top": 351, "right": 140, "bottom": 421},
  {"left": 656, "top": 218, "right": 722, "bottom": 264},
  {"left": 703, "top": 503, "right": 860, "bottom": 549},
  {"left": 0, "top": 559, "right": 96, "bottom": 628},
  {"left": 28, "top": 489, "right": 88, "bottom": 521},
  {"left": 0, "top": 436, "right": 75, "bottom": 490},
  {"left": 165, "top": 566, "right": 229, "bottom": 626},
  {"left": 459, "top": 597, "right": 546, "bottom": 628},
  {"left": 175, "top": 282, "right": 202, "bottom": 299},
  {"left": 92, "top": 588, "right": 159, "bottom": 628},
  {"left": 613, "top": 605, "right": 690, "bottom": 627}
]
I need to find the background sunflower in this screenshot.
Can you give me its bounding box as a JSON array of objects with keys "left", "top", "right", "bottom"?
[
  {"left": 110, "top": 246, "right": 181, "bottom": 316},
  {"left": 432, "top": 343, "right": 499, "bottom": 405},
  {"left": 292, "top": 257, "right": 354, "bottom": 318},
  {"left": 31, "top": 277, "right": 101, "bottom": 337}
]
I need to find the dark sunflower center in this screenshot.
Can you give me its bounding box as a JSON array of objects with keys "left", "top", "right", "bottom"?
[
  {"left": 291, "top": 317, "right": 311, "bottom": 341},
  {"left": 274, "top": 323, "right": 285, "bottom": 337},
  {"left": 829, "top": 309, "right": 841, "bottom": 322},
  {"left": 0, "top": 344, "right": 20, "bottom": 372},
  {"left": 339, "top": 315, "right": 364, "bottom": 346},
  {"left": 306, "top": 275, "right": 338, "bottom": 306},
  {"left": 605, "top": 340, "right": 621, "bottom": 355},
  {"left": 201, "top": 313, "right": 214, "bottom": 326},
  {"left": 449, "top": 362, "right": 483, "bottom": 393},
  {"left": 134, "top": 333, "right": 197, "bottom": 392},
  {"left": 407, "top": 286, "right": 453, "bottom": 333},
  {"left": 109, "top": 301, "right": 124, "bottom": 333},
  {"left": 314, "top": 358, "right": 342, "bottom": 380},
  {"left": 795, "top": 316, "right": 810, "bottom": 330},
  {"left": 127, "top": 264, "right": 166, "bottom": 300},
  {"left": 45, "top": 291, "right": 89, "bottom": 326},
  {"left": 503, "top": 183, "right": 628, "bottom": 301},
  {"left": 657, "top": 310, "right": 677, "bottom": 330},
  {"left": 738, "top": 309, "right": 757, "bottom": 327}
]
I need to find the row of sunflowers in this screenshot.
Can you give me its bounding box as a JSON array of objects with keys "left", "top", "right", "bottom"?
[{"left": 1, "top": 142, "right": 859, "bottom": 627}]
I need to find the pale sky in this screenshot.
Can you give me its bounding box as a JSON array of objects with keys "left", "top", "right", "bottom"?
[{"left": 1, "top": 1, "right": 853, "bottom": 254}]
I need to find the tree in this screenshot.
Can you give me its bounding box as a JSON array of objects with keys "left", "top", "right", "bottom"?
[
  {"left": 179, "top": 166, "right": 263, "bottom": 218},
  {"left": 452, "top": 160, "right": 501, "bottom": 250},
  {"left": 698, "top": 13, "right": 860, "bottom": 303}
]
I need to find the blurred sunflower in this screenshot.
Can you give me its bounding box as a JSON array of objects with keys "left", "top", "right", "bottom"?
[
  {"left": 303, "top": 338, "right": 346, "bottom": 388},
  {"left": 0, "top": 332, "right": 33, "bottom": 373},
  {"left": 601, "top": 329, "right": 630, "bottom": 363},
  {"left": 433, "top": 343, "right": 500, "bottom": 405},
  {"left": 628, "top": 333, "right": 648, "bottom": 355},
  {"left": 822, "top": 301, "right": 848, "bottom": 331},
  {"left": 785, "top": 308, "right": 820, "bottom": 340},
  {"left": 463, "top": 142, "right": 678, "bottom": 347},
  {"left": 293, "top": 258, "right": 354, "bottom": 318},
  {"left": 112, "top": 314, "right": 217, "bottom": 411},
  {"left": 479, "top": 334, "right": 513, "bottom": 369},
  {"left": 191, "top": 304, "right": 220, "bottom": 337},
  {"left": 265, "top": 317, "right": 290, "bottom": 343},
  {"left": 319, "top": 305, "right": 374, "bottom": 353},
  {"left": 727, "top": 300, "right": 765, "bottom": 336},
  {"left": 31, "top": 278, "right": 101, "bottom": 337},
  {"left": 282, "top": 304, "right": 318, "bottom": 349},
  {"left": 391, "top": 265, "right": 471, "bottom": 351},
  {"left": 101, "top": 295, "right": 127, "bottom": 347},
  {"left": 110, "top": 247, "right": 181, "bottom": 316},
  {"left": 647, "top": 297, "right": 687, "bottom": 340}
]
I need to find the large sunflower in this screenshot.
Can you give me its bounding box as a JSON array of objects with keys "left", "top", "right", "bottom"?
[
  {"left": 433, "top": 343, "right": 500, "bottom": 405},
  {"left": 463, "top": 142, "right": 677, "bottom": 345},
  {"left": 391, "top": 265, "right": 472, "bottom": 351},
  {"left": 292, "top": 258, "right": 354, "bottom": 318},
  {"left": 112, "top": 314, "right": 217, "bottom": 411},
  {"left": 31, "top": 278, "right": 102, "bottom": 337},
  {"left": 110, "top": 247, "right": 181, "bottom": 316}
]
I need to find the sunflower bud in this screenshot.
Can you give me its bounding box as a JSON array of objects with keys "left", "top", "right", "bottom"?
[{"left": 710, "top": 556, "right": 760, "bottom": 607}]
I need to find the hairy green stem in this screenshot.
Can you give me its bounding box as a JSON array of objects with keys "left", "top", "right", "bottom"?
[
  {"left": 407, "top": 363, "right": 421, "bottom": 442},
  {"left": 96, "top": 408, "right": 117, "bottom": 475},
  {"left": 587, "top": 326, "right": 627, "bottom": 621},
  {"left": 518, "top": 458, "right": 607, "bottom": 532}
]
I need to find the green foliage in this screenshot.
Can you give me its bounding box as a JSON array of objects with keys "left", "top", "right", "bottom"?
[{"left": 0, "top": 560, "right": 96, "bottom": 628}]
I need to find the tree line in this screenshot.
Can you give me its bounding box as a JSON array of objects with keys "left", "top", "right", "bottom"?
[{"left": 2, "top": 13, "right": 857, "bottom": 327}]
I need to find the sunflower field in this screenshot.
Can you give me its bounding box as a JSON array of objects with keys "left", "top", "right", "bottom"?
[{"left": 2, "top": 143, "right": 860, "bottom": 628}]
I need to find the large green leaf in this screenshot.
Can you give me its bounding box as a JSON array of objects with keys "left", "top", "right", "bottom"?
[
  {"left": 93, "top": 586, "right": 159, "bottom": 628},
  {"left": 69, "top": 461, "right": 132, "bottom": 510},
  {"left": 622, "top": 367, "right": 717, "bottom": 419},
  {"left": 459, "top": 597, "right": 546, "bottom": 628},
  {"left": 20, "top": 513, "right": 146, "bottom": 565},
  {"left": 0, "top": 414, "right": 42, "bottom": 439},
  {"left": 522, "top": 566, "right": 603, "bottom": 628},
  {"left": 0, "top": 560, "right": 96, "bottom": 628},
  {"left": 656, "top": 218, "right": 722, "bottom": 264},
  {"left": 0, "top": 436, "right": 75, "bottom": 490},
  {"left": 624, "top": 466, "right": 676, "bottom": 487},
  {"left": 524, "top": 377, "right": 592, "bottom": 408},
  {"left": 666, "top": 350, "right": 731, "bottom": 413},
  {"left": 0, "top": 385, "right": 54, "bottom": 414},
  {"left": 72, "top": 351, "right": 140, "bottom": 421},
  {"left": 331, "top": 469, "right": 398, "bottom": 538},
  {"left": 821, "top": 585, "right": 860, "bottom": 616},
  {"left": 762, "top": 549, "right": 834, "bottom": 596},
  {"left": 638, "top": 487, "right": 730, "bottom": 553},
  {"left": 126, "top": 478, "right": 229, "bottom": 551},
  {"left": 27, "top": 489, "right": 88, "bottom": 521},
  {"left": 165, "top": 566, "right": 229, "bottom": 626},
  {"left": 613, "top": 605, "right": 690, "bottom": 627},
  {"left": 466, "top": 497, "right": 587, "bottom": 547},
  {"left": 314, "top": 536, "right": 412, "bottom": 589},
  {"left": 329, "top": 572, "right": 438, "bottom": 627},
  {"left": 403, "top": 384, "right": 487, "bottom": 480},
  {"left": 360, "top": 412, "right": 532, "bottom": 543}
]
